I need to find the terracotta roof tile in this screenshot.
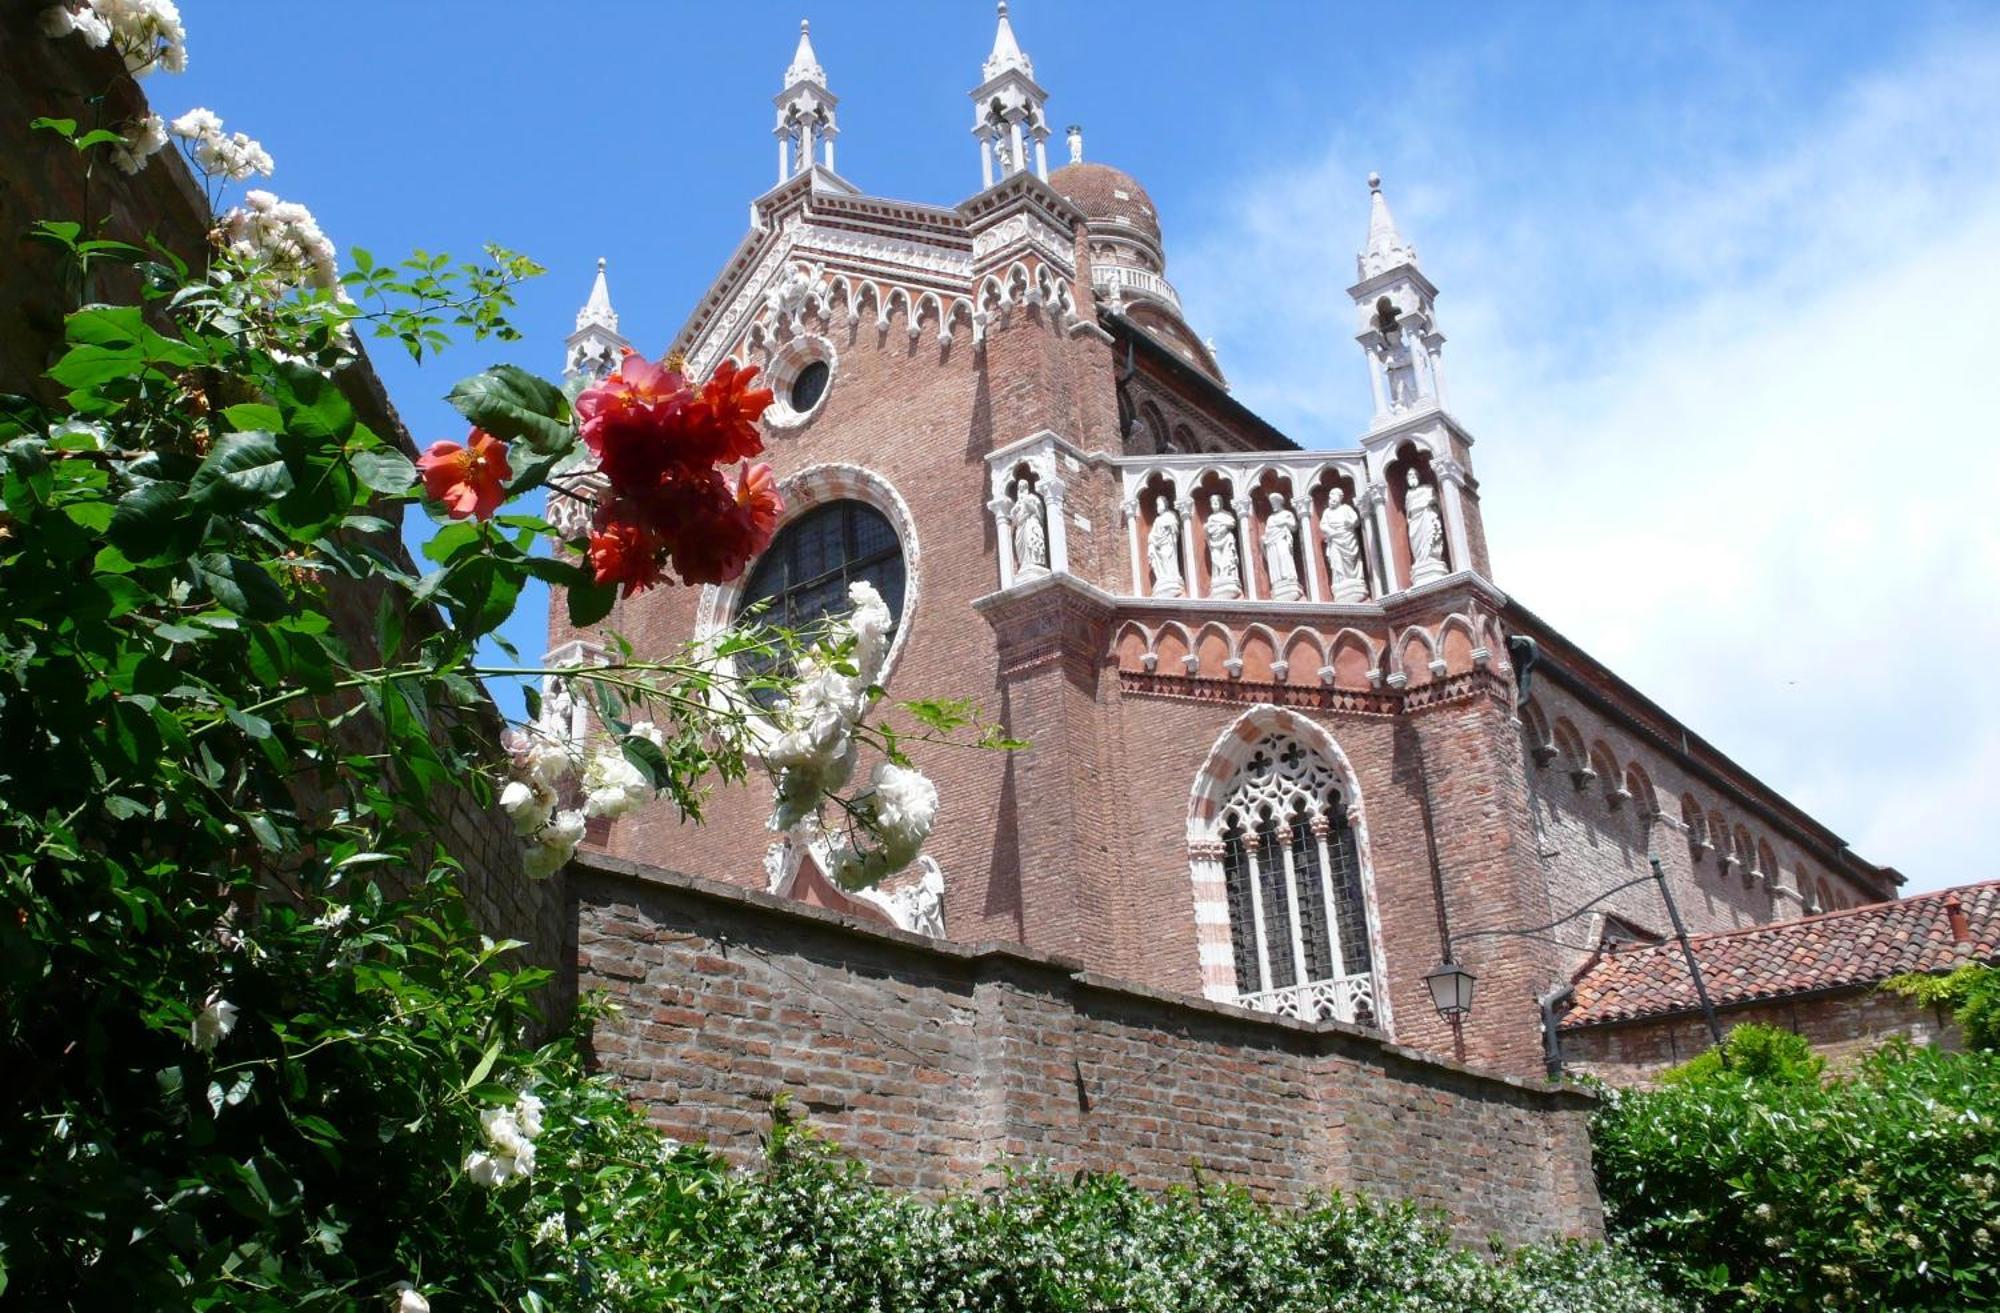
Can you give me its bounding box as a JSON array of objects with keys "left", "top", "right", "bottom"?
[{"left": 1560, "top": 880, "right": 2000, "bottom": 1029}]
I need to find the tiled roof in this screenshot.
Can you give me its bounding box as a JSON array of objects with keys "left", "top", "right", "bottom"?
[{"left": 1561, "top": 881, "right": 2000, "bottom": 1029}]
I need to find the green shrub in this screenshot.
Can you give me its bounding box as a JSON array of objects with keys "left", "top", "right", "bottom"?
[
  {"left": 1887, "top": 963, "right": 2000, "bottom": 1052},
  {"left": 574, "top": 1121, "right": 1685, "bottom": 1313},
  {"left": 1594, "top": 1042, "right": 2000, "bottom": 1311},
  {"left": 1658, "top": 1022, "right": 1824, "bottom": 1088}
]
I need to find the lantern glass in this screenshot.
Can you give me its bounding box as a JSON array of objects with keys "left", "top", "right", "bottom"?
[{"left": 1424, "top": 959, "right": 1476, "bottom": 1019}]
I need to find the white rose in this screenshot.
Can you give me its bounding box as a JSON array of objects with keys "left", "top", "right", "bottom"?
[
  {"left": 389, "top": 1283, "right": 431, "bottom": 1313},
  {"left": 190, "top": 992, "right": 238, "bottom": 1051}
]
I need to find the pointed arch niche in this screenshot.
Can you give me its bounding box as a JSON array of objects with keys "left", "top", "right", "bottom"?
[{"left": 1186, "top": 706, "right": 1387, "bottom": 1033}]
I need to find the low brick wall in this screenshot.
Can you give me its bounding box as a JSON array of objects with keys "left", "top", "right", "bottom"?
[
  {"left": 1563, "top": 988, "right": 1961, "bottom": 1085},
  {"left": 571, "top": 853, "right": 1603, "bottom": 1244}
]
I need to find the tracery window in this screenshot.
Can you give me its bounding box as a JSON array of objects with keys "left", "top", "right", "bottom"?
[
  {"left": 737, "top": 500, "right": 905, "bottom": 632},
  {"left": 1215, "top": 734, "right": 1375, "bottom": 1025}
]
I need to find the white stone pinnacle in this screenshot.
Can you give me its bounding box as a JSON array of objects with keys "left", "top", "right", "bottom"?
[
  {"left": 576, "top": 256, "right": 618, "bottom": 333},
  {"left": 1360, "top": 172, "right": 1418, "bottom": 278},
  {"left": 984, "top": 0, "right": 1033, "bottom": 80},
  {"left": 785, "top": 18, "right": 825, "bottom": 88}
]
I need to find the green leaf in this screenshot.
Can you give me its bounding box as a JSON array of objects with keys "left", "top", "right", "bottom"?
[
  {"left": 445, "top": 364, "right": 574, "bottom": 454},
  {"left": 422, "top": 520, "right": 482, "bottom": 565},
  {"left": 221, "top": 403, "right": 284, "bottom": 432},
  {"left": 567, "top": 579, "right": 617, "bottom": 628},
  {"left": 196, "top": 554, "right": 291, "bottom": 621},
  {"left": 269, "top": 360, "right": 356, "bottom": 442},
  {"left": 188, "top": 432, "right": 293, "bottom": 511},
  {"left": 464, "top": 1037, "right": 503, "bottom": 1092},
  {"left": 108, "top": 482, "right": 191, "bottom": 562},
  {"left": 94, "top": 575, "right": 149, "bottom": 619},
  {"left": 351, "top": 447, "right": 417, "bottom": 494},
  {"left": 30, "top": 117, "right": 79, "bottom": 140}
]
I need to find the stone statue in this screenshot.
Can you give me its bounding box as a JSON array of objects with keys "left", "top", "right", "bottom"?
[
  {"left": 1146, "top": 493, "right": 1184, "bottom": 598},
  {"left": 1319, "top": 488, "right": 1368, "bottom": 603},
  {"left": 1404, "top": 467, "right": 1446, "bottom": 584},
  {"left": 1203, "top": 493, "right": 1241, "bottom": 599},
  {"left": 1010, "top": 480, "right": 1049, "bottom": 578},
  {"left": 1261, "top": 492, "right": 1303, "bottom": 602},
  {"left": 884, "top": 855, "right": 947, "bottom": 938}
]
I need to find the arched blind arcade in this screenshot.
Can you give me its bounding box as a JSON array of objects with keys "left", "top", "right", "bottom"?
[{"left": 1216, "top": 734, "right": 1375, "bottom": 1025}]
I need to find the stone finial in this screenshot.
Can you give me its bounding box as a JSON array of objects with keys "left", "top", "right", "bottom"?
[
  {"left": 984, "top": 0, "right": 1034, "bottom": 80},
  {"left": 784, "top": 17, "right": 825, "bottom": 87},
  {"left": 576, "top": 256, "right": 617, "bottom": 333},
  {"left": 1360, "top": 171, "right": 1418, "bottom": 278}
]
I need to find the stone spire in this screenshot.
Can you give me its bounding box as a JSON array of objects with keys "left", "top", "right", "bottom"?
[
  {"left": 970, "top": 1, "right": 1050, "bottom": 188},
  {"left": 565, "top": 257, "right": 628, "bottom": 385},
  {"left": 983, "top": 0, "right": 1033, "bottom": 80},
  {"left": 1348, "top": 173, "right": 1446, "bottom": 425},
  {"left": 1358, "top": 171, "right": 1418, "bottom": 280},
  {"left": 774, "top": 18, "right": 839, "bottom": 184},
  {"left": 784, "top": 16, "right": 824, "bottom": 86},
  {"left": 576, "top": 256, "right": 617, "bottom": 334}
]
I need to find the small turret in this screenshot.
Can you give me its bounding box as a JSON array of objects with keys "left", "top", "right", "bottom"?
[
  {"left": 564, "top": 257, "right": 628, "bottom": 385},
  {"left": 774, "top": 19, "right": 839, "bottom": 183},
  {"left": 970, "top": 2, "right": 1051, "bottom": 188}
]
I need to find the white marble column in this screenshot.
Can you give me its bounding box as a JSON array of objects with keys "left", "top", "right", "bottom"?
[
  {"left": 988, "top": 495, "right": 1016, "bottom": 589},
  {"left": 1297, "top": 494, "right": 1325, "bottom": 603},
  {"left": 1365, "top": 484, "right": 1397, "bottom": 593},
  {"left": 1233, "top": 496, "right": 1258, "bottom": 602},
  {"left": 1177, "top": 497, "right": 1201, "bottom": 600},
  {"left": 1365, "top": 349, "right": 1389, "bottom": 419},
  {"left": 1435, "top": 459, "right": 1471, "bottom": 576},
  {"left": 1122, "top": 498, "right": 1144, "bottom": 596},
  {"left": 1043, "top": 478, "right": 1070, "bottom": 576}
]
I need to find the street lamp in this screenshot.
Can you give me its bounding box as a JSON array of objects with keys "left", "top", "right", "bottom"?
[{"left": 1423, "top": 957, "right": 1476, "bottom": 1020}]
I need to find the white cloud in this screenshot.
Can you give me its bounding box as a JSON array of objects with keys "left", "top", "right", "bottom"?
[{"left": 1174, "top": 26, "right": 2000, "bottom": 893}]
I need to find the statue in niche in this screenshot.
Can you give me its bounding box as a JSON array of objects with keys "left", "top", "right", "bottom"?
[
  {"left": 1203, "top": 493, "right": 1242, "bottom": 599},
  {"left": 1403, "top": 467, "right": 1447, "bottom": 584},
  {"left": 1146, "top": 493, "right": 1184, "bottom": 598},
  {"left": 1261, "top": 492, "right": 1303, "bottom": 602},
  {"left": 1319, "top": 487, "right": 1368, "bottom": 602},
  {"left": 1010, "top": 478, "right": 1049, "bottom": 579}
]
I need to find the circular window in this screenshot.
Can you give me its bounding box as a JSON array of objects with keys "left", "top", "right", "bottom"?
[
  {"left": 762, "top": 336, "right": 837, "bottom": 430},
  {"left": 737, "top": 500, "right": 906, "bottom": 634},
  {"left": 789, "top": 360, "right": 830, "bottom": 414}
]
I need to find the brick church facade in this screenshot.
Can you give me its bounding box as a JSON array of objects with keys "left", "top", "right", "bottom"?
[{"left": 544, "top": 6, "right": 1901, "bottom": 1078}]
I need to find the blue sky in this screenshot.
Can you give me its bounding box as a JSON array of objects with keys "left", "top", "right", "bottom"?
[{"left": 161, "top": 2, "right": 2000, "bottom": 893}]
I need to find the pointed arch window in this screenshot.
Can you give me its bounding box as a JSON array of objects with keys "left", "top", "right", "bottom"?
[{"left": 1213, "top": 734, "right": 1376, "bottom": 1026}]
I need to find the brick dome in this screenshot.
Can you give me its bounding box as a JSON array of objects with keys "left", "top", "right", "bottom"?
[{"left": 1049, "top": 161, "right": 1162, "bottom": 249}]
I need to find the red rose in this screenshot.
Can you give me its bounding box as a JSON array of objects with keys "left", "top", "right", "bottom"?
[{"left": 416, "top": 429, "right": 511, "bottom": 520}]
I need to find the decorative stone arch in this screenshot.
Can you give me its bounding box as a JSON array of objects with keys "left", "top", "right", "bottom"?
[
  {"left": 1153, "top": 619, "right": 1194, "bottom": 675},
  {"left": 1184, "top": 705, "right": 1389, "bottom": 1034},
  {"left": 1436, "top": 612, "right": 1481, "bottom": 675},
  {"left": 1520, "top": 698, "right": 1556, "bottom": 767},
  {"left": 1588, "top": 740, "right": 1622, "bottom": 804},
  {"left": 1552, "top": 718, "right": 1592, "bottom": 788},
  {"left": 1681, "top": 793, "right": 1710, "bottom": 857},
  {"left": 1238, "top": 621, "right": 1282, "bottom": 682},
  {"left": 1391, "top": 623, "right": 1442, "bottom": 688},
  {"left": 1110, "top": 619, "right": 1153, "bottom": 673},
  {"left": 1755, "top": 838, "right": 1777, "bottom": 884},
  {"left": 694, "top": 462, "right": 923, "bottom": 679},
  {"left": 1622, "top": 761, "right": 1660, "bottom": 822},
  {"left": 1193, "top": 619, "right": 1237, "bottom": 679},
  {"left": 1325, "top": 626, "right": 1383, "bottom": 690},
  {"left": 1279, "top": 626, "right": 1328, "bottom": 687}
]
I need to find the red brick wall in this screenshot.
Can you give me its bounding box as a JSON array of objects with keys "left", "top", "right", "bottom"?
[
  {"left": 571, "top": 853, "right": 1603, "bottom": 1245},
  {"left": 1562, "top": 988, "right": 1961, "bottom": 1084}
]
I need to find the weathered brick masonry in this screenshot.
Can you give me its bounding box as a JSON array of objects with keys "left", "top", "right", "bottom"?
[{"left": 572, "top": 852, "right": 1604, "bottom": 1245}]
